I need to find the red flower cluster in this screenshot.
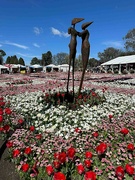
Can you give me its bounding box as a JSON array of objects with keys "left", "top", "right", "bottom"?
[
  {"left": 115, "top": 164, "right": 134, "bottom": 178},
  {"left": 115, "top": 166, "right": 124, "bottom": 179},
  {"left": 96, "top": 142, "right": 107, "bottom": 155},
  {"left": 53, "top": 172, "right": 66, "bottom": 180},
  {"left": 12, "top": 149, "right": 20, "bottom": 158},
  {"left": 84, "top": 171, "right": 96, "bottom": 180},
  {"left": 120, "top": 128, "right": 129, "bottom": 135},
  {"left": 24, "top": 147, "right": 32, "bottom": 155},
  {"left": 67, "top": 147, "right": 76, "bottom": 159},
  {"left": 46, "top": 165, "right": 54, "bottom": 175},
  {"left": 92, "top": 131, "right": 99, "bottom": 138},
  {"left": 4, "top": 107, "right": 12, "bottom": 115},
  {"left": 21, "top": 163, "right": 29, "bottom": 172},
  {"left": 6, "top": 141, "right": 13, "bottom": 148},
  {"left": 127, "top": 143, "right": 134, "bottom": 151}
]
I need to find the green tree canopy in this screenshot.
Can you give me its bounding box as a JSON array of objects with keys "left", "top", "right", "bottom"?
[
  {"left": 5, "top": 56, "right": 11, "bottom": 64},
  {"left": 123, "top": 28, "right": 135, "bottom": 51},
  {"left": 30, "top": 57, "right": 40, "bottom": 65},
  {"left": 98, "top": 47, "right": 122, "bottom": 64},
  {"left": 18, "top": 57, "right": 25, "bottom": 66},
  {"left": 52, "top": 52, "right": 69, "bottom": 65},
  {"left": 42, "top": 51, "right": 52, "bottom": 66},
  {"left": 0, "top": 50, "right": 6, "bottom": 64},
  {"left": 88, "top": 58, "right": 99, "bottom": 68}
]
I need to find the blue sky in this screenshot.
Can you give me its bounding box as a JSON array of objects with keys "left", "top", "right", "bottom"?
[{"left": 0, "top": 0, "right": 135, "bottom": 65}]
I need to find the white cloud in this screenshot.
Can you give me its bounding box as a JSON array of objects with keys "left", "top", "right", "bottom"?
[
  {"left": 17, "top": 52, "right": 40, "bottom": 58},
  {"left": 1, "top": 41, "right": 29, "bottom": 49},
  {"left": 102, "top": 41, "right": 123, "bottom": 48},
  {"left": 33, "top": 43, "right": 40, "bottom": 48},
  {"left": 33, "top": 27, "right": 43, "bottom": 35},
  {"left": 51, "top": 27, "right": 69, "bottom": 38}
]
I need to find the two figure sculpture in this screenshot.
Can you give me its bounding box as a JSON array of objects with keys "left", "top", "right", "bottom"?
[{"left": 67, "top": 18, "right": 93, "bottom": 99}]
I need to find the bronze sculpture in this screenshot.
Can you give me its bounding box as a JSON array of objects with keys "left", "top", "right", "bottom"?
[
  {"left": 66, "top": 18, "right": 84, "bottom": 99},
  {"left": 66, "top": 18, "right": 93, "bottom": 101},
  {"left": 78, "top": 21, "right": 93, "bottom": 95}
]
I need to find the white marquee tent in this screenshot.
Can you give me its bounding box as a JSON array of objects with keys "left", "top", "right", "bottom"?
[
  {"left": 101, "top": 55, "right": 135, "bottom": 66},
  {"left": 101, "top": 55, "right": 135, "bottom": 73},
  {"left": 0, "top": 65, "right": 9, "bottom": 74}
]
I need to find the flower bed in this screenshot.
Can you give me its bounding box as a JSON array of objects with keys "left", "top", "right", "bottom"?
[{"left": 0, "top": 72, "right": 135, "bottom": 180}]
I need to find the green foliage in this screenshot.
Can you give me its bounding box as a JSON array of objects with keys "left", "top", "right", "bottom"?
[
  {"left": 123, "top": 28, "right": 135, "bottom": 51},
  {"left": 18, "top": 57, "right": 25, "bottom": 66},
  {"left": 30, "top": 57, "right": 40, "bottom": 65},
  {"left": 52, "top": 52, "right": 69, "bottom": 65},
  {"left": 42, "top": 51, "right": 52, "bottom": 66},
  {"left": 98, "top": 47, "right": 121, "bottom": 64}
]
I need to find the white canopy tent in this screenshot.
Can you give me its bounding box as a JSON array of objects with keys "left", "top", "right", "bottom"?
[
  {"left": 0, "top": 65, "right": 9, "bottom": 74},
  {"left": 101, "top": 55, "right": 135, "bottom": 73}
]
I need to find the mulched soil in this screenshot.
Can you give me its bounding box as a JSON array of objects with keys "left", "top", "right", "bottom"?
[{"left": 0, "top": 140, "right": 20, "bottom": 180}]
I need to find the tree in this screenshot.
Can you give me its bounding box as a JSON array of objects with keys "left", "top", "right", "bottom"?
[
  {"left": 5, "top": 56, "right": 11, "bottom": 64},
  {"left": 88, "top": 58, "right": 99, "bottom": 68},
  {"left": 18, "top": 57, "right": 25, "bottom": 66},
  {"left": 30, "top": 57, "right": 40, "bottom": 65},
  {"left": 52, "top": 52, "right": 69, "bottom": 65},
  {"left": 42, "top": 51, "right": 52, "bottom": 66},
  {"left": 0, "top": 50, "right": 6, "bottom": 64},
  {"left": 123, "top": 28, "right": 135, "bottom": 51},
  {"left": 10, "top": 55, "right": 18, "bottom": 64},
  {"left": 98, "top": 47, "right": 121, "bottom": 64}
]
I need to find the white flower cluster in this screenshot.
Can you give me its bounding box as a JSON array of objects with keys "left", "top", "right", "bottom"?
[{"left": 5, "top": 87, "right": 135, "bottom": 137}]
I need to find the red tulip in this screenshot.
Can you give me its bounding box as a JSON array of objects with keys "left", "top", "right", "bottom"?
[
  {"left": 18, "top": 119, "right": 24, "bottom": 124},
  {"left": 53, "top": 172, "right": 66, "bottom": 180},
  {"left": 84, "top": 159, "right": 91, "bottom": 168},
  {"left": 92, "top": 131, "right": 99, "bottom": 138},
  {"left": 4, "top": 107, "right": 12, "bottom": 115},
  {"left": 46, "top": 165, "right": 54, "bottom": 176},
  {"left": 3, "top": 124, "right": 10, "bottom": 132},
  {"left": 53, "top": 160, "right": 60, "bottom": 169},
  {"left": 6, "top": 141, "right": 13, "bottom": 148},
  {"left": 120, "top": 128, "right": 129, "bottom": 135},
  {"left": 24, "top": 147, "right": 32, "bottom": 155},
  {"left": 125, "top": 164, "right": 134, "bottom": 175},
  {"left": 67, "top": 147, "right": 76, "bottom": 159},
  {"left": 115, "top": 166, "right": 124, "bottom": 179},
  {"left": 127, "top": 144, "right": 134, "bottom": 151},
  {"left": 0, "top": 115, "right": 3, "bottom": 122},
  {"left": 75, "top": 128, "right": 81, "bottom": 133},
  {"left": 96, "top": 142, "right": 107, "bottom": 155},
  {"left": 77, "top": 164, "right": 85, "bottom": 175},
  {"left": 84, "top": 171, "right": 96, "bottom": 180},
  {"left": 29, "top": 126, "right": 35, "bottom": 131},
  {"left": 13, "top": 149, "right": 20, "bottom": 158},
  {"left": 85, "top": 151, "right": 93, "bottom": 159},
  {"left": 58, "top": 152, "right": 66, "bottom": 164},
  {"left": 21, "top": 163, "right": 29, "bottom": 172}
]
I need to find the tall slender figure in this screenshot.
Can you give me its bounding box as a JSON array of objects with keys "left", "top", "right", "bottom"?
[
  {"left": 67, "top": 18, "right": 84, "bottom": 100},
  {"left": 78, "top": 21, "right": 93, "bottom": 96}
]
